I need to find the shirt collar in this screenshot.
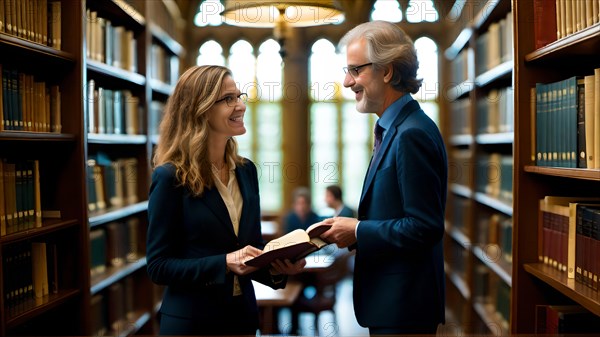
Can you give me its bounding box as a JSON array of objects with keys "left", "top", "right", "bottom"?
[{"left": 377, "top": 94, "right": 414, "bottom": 133}]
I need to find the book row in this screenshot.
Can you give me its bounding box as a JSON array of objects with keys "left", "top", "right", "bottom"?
[
  {"left": 0, "top": 159, "right": 41, "bottom": 237},
  {"left": 476, "top": 153, "right": 512, "bottom": 204},
  {"left": 450, "top": 86, "right": 514, "bottom": 137},
  {"left": 533, "top": 69, "right": 600, "bottom": 168},
  {"left": 0, "top": 0, "right": 62, "bottom": 49},
  {"left": 2, "top": 240, "right": 58, "bottom": 310},
  {"left": 86, "top": 154, "right": 138, "bottom": 213},
  {"left": 474, "top": 10, "right": 512, "bottom": 76},
  {"left": 86, "top": 80, "right": 141, "bottom": 135},
  {"left": 150, "top": 44, "right": 179, "bottom": 86},
  {"left": 1, "top": 65, "right": 61, "bottom": 133},
  {"left": 534, "top": 0, "right": 600, "bottom": 49},
  {"left": 538, "top": 196, "right": 600, "bottom": 291},
  {"left": 90, "top": 218, "right": 141, "bottom": 277},
  {"left": 86, "top": 9, "right": 138, "bottom": 73}
]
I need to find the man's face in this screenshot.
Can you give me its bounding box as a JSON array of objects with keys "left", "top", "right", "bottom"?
[
  {"left": 324, "top": 190, "right": 335, "bottom": 208},
  {"left": 343, "top": 38, "right": 385, "bottom": 115}
]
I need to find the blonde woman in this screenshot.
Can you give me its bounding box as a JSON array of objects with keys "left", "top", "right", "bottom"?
[{"left": 147, "top": 65, "right": 305, "bottom": 335}]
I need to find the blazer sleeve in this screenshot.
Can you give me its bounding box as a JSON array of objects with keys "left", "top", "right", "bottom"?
[
  {"left": 146, "top": 165, "right": 227, "bottom": 287},
  {"left": 357, "top": 127, "right": 446, "bottom": 256}
]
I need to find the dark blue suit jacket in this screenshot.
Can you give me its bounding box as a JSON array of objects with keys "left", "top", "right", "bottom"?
[
  {"left": 146, "top": 160, "right": 284, "bottom": 321},
  {"left": 354, "top": 99, "right": 447, "bottom": 328}
]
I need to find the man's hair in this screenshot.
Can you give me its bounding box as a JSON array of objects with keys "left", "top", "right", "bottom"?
[
  {"left": 326, "top": 185, "right": 343, "bottom": 201},
  {"left": 293, "top": 186, "right": 311, "bottom": 204},
  {"left": 340, "top": 20, "right": 422, "bottom": 94}
]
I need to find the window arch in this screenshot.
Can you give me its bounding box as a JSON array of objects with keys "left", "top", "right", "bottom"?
[
  {"left": 406, "top": 0, "right": 439, "bottom": 23},
  {"left": 371, "top": 0, "right": 403, "bottom": 22},
  {"left": 197, "top": 40, "right": 225, "bottom": 66},
  {"left": 194, "top": 0, "right": 224, "bottom": 27}
]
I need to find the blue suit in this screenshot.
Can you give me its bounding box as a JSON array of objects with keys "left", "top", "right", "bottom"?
[
  {"left": 146, "top": 161, "right": 284, "bottom": 335},
  {"left": 354, "top": 98, "right": 447, "bottom": 330}
]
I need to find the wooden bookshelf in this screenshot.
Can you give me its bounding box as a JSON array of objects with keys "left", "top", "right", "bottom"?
[
  {"left": 512, "top": 0, "right": 600, "bottom": 333},
  {"left": 0, "top": 1, "right": 87, "bottom": 336},
  {"left": 82, "top": 0, "right": 184, "bottom": 335},
  {"left": 442, "top": 0, "right": 514, "bottom": 333}
]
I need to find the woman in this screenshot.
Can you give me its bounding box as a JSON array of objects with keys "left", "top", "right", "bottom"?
[{"left": 147, "top": 65, "right": 305, "bottom": 335}]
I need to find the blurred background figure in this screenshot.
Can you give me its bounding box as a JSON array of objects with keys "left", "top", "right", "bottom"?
[
  {"left": 283, "top": 187, "right": 322, "bottom": 233},
  {"left": 324, "top": 185, "right": 356, "bottom": 218}
]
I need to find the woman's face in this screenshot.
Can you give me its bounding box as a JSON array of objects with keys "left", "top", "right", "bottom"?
[{"left": 207, "top": 75, "right": 247, "bottom": 138}]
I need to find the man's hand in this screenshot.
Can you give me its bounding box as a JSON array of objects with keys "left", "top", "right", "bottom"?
[
  {"left": 321, "top": 217, "right": 359, "bottom": 248},
  {"left": 226, "top": 245, "right": 261, "bottom": 275},
  {"left": 270, "top": 258, "right": 307, "bottom": 275}
]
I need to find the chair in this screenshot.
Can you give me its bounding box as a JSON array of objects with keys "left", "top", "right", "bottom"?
[{"left": 291, "top": 249, "right": 353, "bottom": 335}]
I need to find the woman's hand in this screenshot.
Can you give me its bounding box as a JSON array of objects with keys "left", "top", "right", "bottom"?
[
  {"left": 226, "top": 245, "right": 261, "bottom": 275},
  {"left": 270, "top": 258, "right": 307, "bottom": 275}
]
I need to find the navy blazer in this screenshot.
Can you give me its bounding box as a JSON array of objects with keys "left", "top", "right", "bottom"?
[
  {"left": 354, "top": 99, "right": 447, "bottom": 328},
  {"left": 146, "top": 160, "right": 285, "bottom": 320}
]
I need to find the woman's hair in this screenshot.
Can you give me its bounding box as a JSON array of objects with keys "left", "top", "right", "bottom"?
[
  {"left": 153, "top": 65, "right": 244, "bottom": 196},
  {"left": 340, "top": 20, "right": 423, "bottom": 94}
]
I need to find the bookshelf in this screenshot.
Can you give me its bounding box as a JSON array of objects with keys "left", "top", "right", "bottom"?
[
  {"left": 0, "top": 1, "right": 86, "bottom": 336},
  {"left": 443, "top": 0, "right": 513, "bottom": 334},
  {"left": 512, "top": 0, "right": 600, "bottom": 333},
  {"left": 0, "top": 0, "right": 182, "bottom": 336},
  {"left": 83, "top": 0, "right": 183, "bottom": 336}
]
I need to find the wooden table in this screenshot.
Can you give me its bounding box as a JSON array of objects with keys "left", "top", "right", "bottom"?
[{"left": 253, "top": 280, "right": 302, "bottom": 334}]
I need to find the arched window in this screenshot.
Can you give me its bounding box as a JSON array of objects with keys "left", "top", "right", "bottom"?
[
  {"left": 197, "top": 40, "right": 225, "bottom": 66},
  {"left": 371, "top": 0, "right": 403, "bottom": 22},
  {"left": 194, "top": 0, "right": 224, "bottom": 27},
  {"left": 413, "top": 36, "right": 439, "bottom": 124},
  {"left": 309, "top": 39, "right": 375, "bottom": 214},
  {"left": 406, "top": 0, "right": 439, "bottom": 23}
]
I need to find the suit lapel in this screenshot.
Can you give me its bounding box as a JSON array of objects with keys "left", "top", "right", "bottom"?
[
  {"left": 235, "top": 166, "right": 252, "bottom": 242},
  {"left": 359, "top": 100, "right": 420, "bottom": 205}
]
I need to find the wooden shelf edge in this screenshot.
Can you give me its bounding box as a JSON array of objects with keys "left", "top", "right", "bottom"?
[
  {"left": 473, "top": 246, "right": 512, "bottom": 286},
  {"left": 89, "top": 201, "right": 149, "bottom": 227},
  {"left": 112, "top": 310, "right": 151, "bottom": 337},
  {"left": 472, "top": 0, "right": 502, "bottom": 30},
  {"left": 87, "top": 133, "right": 147, "bottom": 144},
  {"left": 475, "top": 132, "right": 514, "bottom": 144},
  {"left": 447, "top": 226, "right": 471, "bottom": 249},
  {"left": 150, "top": 78, "right": 175, "bottom": 96},
  {"left": 524, "top": 165, "right": 600, "bottom": 181},
  {"left": 472, "top": 301, "right": 510, "bottom": 335},
  {"left": 5, "top": 289, "right": 80, "bottom": 328},
  {"left": 87, "top": 59, "right": 146, "bottom": 86},
  {"left": 0, "top": 131, "right": 76, "bottom": 141},
  {"left": 112, "top": 0, "right": 146, "bottom": 26},
  {"left": 524, "top": 263, "right": 600, "bottom": 317},
  {"left": 445, "top": 27, "right": 472, "bottom": 61},
  {"left": 445, "top": 264, "right": 471, "bottom": 301},
  {"left": 0, "top": 219, "right": 79, "bottom": 244},
  {"left": 149, "top": 23, "right": 183, "bottom": 56},
  {"left": 475, "top": 60, "right": 513, "bottom": 87},
  {"left": 450, "top": 183, "right": 472, "bottom": 198},
  {"left": 91, "top": 257, "right": 147, "bottom": 295},
  {"left": 450, "top": 134, "right": 473, "bottom": 146},
  {"left": 446, "top": 80, "right": 475, "bottom": 101},
  {"left": 525, "top": 23, "right": 600, "bottom": 62},
  {"left": 0, "top": 33, "right": 76, "bottom": 61},
  {"left": 474, "top": 192, "right": 513, "bottom": 216}
]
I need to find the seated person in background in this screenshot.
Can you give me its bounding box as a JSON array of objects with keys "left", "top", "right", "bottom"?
[
  {"left": 283, "top": 187, "right": 322, "bottom": 233},
  {"left": 324, "top": 184, "right": 356, "bottom": 217}
]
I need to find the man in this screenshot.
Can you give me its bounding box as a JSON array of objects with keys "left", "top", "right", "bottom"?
[
  {"left": 325, "top": 185, "right": 355, "bottom": 217},
  {"left": 321, "top": 21, "right": 447, "bottom": 335},
  {"left": 283, "top": 186, "right": 322, "bottom": 233}
]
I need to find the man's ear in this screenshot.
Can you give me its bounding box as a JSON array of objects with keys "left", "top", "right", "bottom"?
[{"left": 383, "top": 63, "right": 395, "bottom": 84}]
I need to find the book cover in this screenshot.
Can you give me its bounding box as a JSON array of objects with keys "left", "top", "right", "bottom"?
[{"left": 245, "top": 223, "right": 332, "bottom": 269}]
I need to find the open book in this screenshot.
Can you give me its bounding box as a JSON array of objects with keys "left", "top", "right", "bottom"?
[{"left": 245, "top": 222, "right": 331, "bottom": 269}]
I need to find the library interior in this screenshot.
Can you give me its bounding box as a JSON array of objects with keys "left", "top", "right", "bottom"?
[{"left": 1, "top": 0, "right": 600, "bottom": 336}]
